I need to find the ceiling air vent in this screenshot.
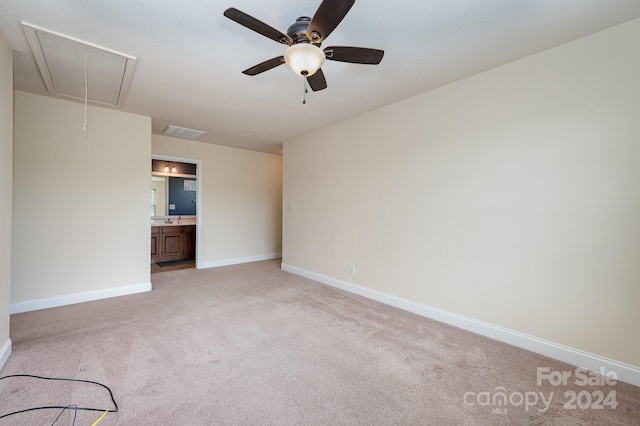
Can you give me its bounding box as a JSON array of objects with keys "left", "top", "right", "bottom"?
[
  {"left": 162, "top": 125, "right": 207, "bottom": 140},
  {"left": 21, "top": 22, "right": 136, "bottom": 107}
]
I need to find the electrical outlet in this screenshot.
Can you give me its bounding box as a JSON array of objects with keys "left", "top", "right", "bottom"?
[
  {"left": 273, "top": 242, "right": 279, "bottom": 248},
  {"left": 349, "top": 264, "right": 356, "bottom": 275}
]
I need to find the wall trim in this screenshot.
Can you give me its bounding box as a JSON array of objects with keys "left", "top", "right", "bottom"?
[
  {"left": 199, "top": 253, "right": 282, "bottom": 269},
  {"left": 0, "top": 339, "right": 11, "bottom": 372},
  {"left": 10, "top": 282, "right": 152, "bottom": 314},
  {"left": 281, "top": 263, "right": 640, "bottom": 388}
]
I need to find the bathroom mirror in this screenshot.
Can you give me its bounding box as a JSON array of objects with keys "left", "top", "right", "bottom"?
[
  {"left": 151, "top": 176, "right": 167, "bottom": 216},
  {"left": 151, "top": 160, "right": 197, "bottom": 217}
]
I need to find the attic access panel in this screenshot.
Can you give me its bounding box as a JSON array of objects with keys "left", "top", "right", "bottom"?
[{"left": 22, "top": 22, "right": 136, "bottom": 107}]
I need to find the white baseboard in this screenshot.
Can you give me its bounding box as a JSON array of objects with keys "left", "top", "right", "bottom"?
[
  {"left": 199, "top": 253, "right": 282, "bottom": 269},
  {"left": 281, "top": 263, "right": 640, "bottom": 388},
  {"left": 10, "top": 282, "right": 152, "bottom": 314},
  {"left": 0, "top": 339, "right": 11, "bottom": 372}
]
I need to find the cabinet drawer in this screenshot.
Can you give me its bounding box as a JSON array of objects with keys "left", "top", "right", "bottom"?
[{"left": 161, "top": 226, "right": 183, "bottom": 235}]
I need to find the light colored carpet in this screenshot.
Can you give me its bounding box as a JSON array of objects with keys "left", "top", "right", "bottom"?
[{"left": 1, "top": 259, "right": 639, "bottom": 425}]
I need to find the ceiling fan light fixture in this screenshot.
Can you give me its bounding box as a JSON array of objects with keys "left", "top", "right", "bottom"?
[{"left": 284, "top": 43, "right": 325, "bottom": 77}]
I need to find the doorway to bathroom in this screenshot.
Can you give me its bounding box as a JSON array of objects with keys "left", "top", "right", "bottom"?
[{"left": 150, "top": 155, "right": 201, "bottom": 273}]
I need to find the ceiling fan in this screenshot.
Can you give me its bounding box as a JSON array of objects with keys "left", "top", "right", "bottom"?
[{"left": 223, "top": 0, "right": 384, "bottom": 91}]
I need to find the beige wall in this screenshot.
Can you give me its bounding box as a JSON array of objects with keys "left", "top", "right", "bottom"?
[
  {"left": 283, "top": 19, "right": 640, "bottom": 368},
  {"left": 0, "top": 31, "right": 13, "bottom": 368},
  {"left": 152, "top": 135, "right": 282, "bottom": 266},
  {"left": 12, "top": 92, "right": 152, "bottom": 304}
]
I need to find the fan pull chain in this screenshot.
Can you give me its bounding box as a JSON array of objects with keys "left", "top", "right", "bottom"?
[{"left": 302, "top": 77, "right": 308, "bottom": 107}]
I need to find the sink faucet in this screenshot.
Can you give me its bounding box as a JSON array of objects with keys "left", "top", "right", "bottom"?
[{"left": 165, "top": 218, "right": 173, "bottom": 224}]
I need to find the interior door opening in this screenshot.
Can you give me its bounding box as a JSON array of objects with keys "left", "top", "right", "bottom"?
[{"left": 150, "top": 156, "right": 201, "bottom": 273}]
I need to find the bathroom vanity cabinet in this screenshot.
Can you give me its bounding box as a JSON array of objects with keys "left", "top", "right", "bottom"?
[{"left": 151, "top": 225, "right": 196, "bottom": 264}]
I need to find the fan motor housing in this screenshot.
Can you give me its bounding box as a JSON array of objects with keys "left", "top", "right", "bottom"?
[{"left": 287, "top": 16, "right": 318, "bottom": 45}]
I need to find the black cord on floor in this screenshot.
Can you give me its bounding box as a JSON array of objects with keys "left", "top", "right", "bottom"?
[
  {"left": 0, "top": 374, "right": 118, "bottom": 421},
  {"left": 50, "top": 405, "right": 78, "bottom": 426}
]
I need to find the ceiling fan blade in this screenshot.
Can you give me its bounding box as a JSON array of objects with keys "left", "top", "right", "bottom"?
[
  {"left": 242, "top": 56, "right": 286, "bottom": 76},
  {"left": 224, "top": 8, "right": 293, "bottom": 45},
  {"left": 307, "top": 69, "right": 327, "bottom": 91},
  {"left": 306, "top": 0, "right": 355, "bottom": 44},
  {"left": 324, "top": 46, "right": 384, "bottom": 64}
]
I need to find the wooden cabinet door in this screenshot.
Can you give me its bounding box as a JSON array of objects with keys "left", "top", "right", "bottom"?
[
  {"left": 161, "top": 226, "right": 183, "bottom": 257},
  {"left": 183, "top": 226, "right": 196, "bottom": 257},
  {"left": 151, "top": 227, "right": 160, "bottom": 260}
]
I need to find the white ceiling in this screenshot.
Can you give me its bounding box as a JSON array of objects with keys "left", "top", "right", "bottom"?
[{"left": 2, "top": 0, "right": 640, "bottom": 154}]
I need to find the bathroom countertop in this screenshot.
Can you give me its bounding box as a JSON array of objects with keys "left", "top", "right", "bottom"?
[{"left": 151, "top": 218, "right": 196, "bottom": 227}]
